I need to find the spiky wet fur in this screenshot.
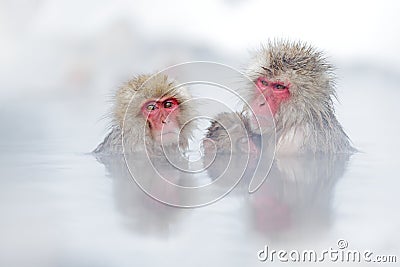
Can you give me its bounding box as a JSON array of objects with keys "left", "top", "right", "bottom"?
[
  {"left": 245, "top": 40, "right": 355, "bottom": 154},
  {"left": 94, "top": 73, "right": 196, "bottom": 154},
  {"left": 204, "top": 112, "right": 259, "bottom": 153}
]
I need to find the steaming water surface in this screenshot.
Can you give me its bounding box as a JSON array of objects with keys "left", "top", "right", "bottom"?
[{"left": 0, "top": 69, "right": 399, "bottom": 267}]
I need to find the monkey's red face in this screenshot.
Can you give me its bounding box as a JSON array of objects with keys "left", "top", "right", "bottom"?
[
  {"left": 249, "top": 77, "right": 291, "bottom": 132},
  {"left": 141, "top": 97, "right": 181, "bottom": 144},
  {"left": 255, "top": 77, "right": 291, "bottom": 114}
]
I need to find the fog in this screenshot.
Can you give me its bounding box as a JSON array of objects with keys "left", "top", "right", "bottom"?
[{"left": 0, "top": 1, "right": 399, "bottom": 266}]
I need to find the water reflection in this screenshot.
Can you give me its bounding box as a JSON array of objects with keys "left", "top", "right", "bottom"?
[
  {"left": 206, "top": 152, "right": 351, "bottom": 242},
  {"left": 95, "top": 154, "right": 188, "bottom": 238},
  {"left": 254, "top": 154, "right": 350, "bottom": 241},
  {"left": 96, "top": 150, "right": 351, "bottom": 242}
]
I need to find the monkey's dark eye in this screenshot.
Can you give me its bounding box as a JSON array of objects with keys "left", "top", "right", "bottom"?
[
  {"left": 163, "top": 101, "right": 174, "bottom": 108},
  {"left": 146, "top": 104, "right": 157, "bottom": 111},
  {"left": 261, "top": 80, "right": 269, "bottom": 86},
  {"left": 274, "top": 84, "right": 287, "bottom": 90}
]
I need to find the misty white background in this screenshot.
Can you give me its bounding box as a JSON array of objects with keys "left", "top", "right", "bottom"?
[
  {"left": 0, "top": 1, "right": 399, "bottom": 267},
  {"left": 1, "top": 0, "right": 399, "bottom": 150}
]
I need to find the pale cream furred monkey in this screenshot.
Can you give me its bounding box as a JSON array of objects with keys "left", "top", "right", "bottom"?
[
  {"left": 206, "top": 40, "right": 355, "bottom": 155},
  {"left": 94, "top": 73, "right": 196, "bottom": 154},
  {"left": 245, "top": 40, "right": 355, "bottom": 154}
]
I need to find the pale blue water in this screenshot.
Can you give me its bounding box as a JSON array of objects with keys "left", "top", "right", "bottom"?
[
  {"left": 0, "top": 66, "right": 399, "bottom": 267},
  {"left": 1, "top": 1, "right": 399, "bottom": 264}
]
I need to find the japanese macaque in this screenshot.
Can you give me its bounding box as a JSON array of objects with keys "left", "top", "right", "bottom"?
[
  {"left": 94, "top": 73, "right": 195, "bottom": 154},
  {"left": 245, "top": 40, "right": 355, "bottom": 154},
  {"left": 203, "top": 112, "right": 260, "bottom": 154}
]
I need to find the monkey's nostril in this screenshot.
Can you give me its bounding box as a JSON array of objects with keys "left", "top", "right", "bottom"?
[{"left": 260, "top": 102, "right": 266, "bottom": 107}]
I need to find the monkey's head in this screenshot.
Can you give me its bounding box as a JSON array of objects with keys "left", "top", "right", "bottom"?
[
  {"left": 114, "top": 74, "right": 195, "bottom": 151},
  {"left": 245, "top": 40, "right": 336, "bottom": 134}
]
